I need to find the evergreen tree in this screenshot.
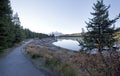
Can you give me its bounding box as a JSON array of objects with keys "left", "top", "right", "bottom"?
[
  {"left": 0, "top": 0, "right": 13, "bottom": 50},
  {"left": 80, "top": 0, "right": 120, "bottom": 76},
  {"left": 23, "top": 28, "right": 49, "bottom": 39},
  {"left": 0, "top": 0, "right": 48, "bottom": 52},
  {"left": 13, "top": 13, "right": 25, "bottom": 43},
  {"left": 81, "top": 0, "right": 120, "bottom": 52},
  {"left": 7, "top": 21, "right": 15, "bottom": 47}
]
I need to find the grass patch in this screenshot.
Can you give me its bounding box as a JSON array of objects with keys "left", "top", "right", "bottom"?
[
  {"left": 27, "top": 51, "right": 43, "bottom": 59},
  {"left": 25, "top": 44, "right": 90, "bottom": 76},
  {"left": 45, "top": 57, "right": 77, "bottom": 76}
]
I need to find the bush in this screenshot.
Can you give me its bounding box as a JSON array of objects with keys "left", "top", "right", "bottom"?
[{"left": 31, "top": 54, "right": 40, "bottom": 59}]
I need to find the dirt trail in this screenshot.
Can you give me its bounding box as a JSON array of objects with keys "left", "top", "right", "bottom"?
[{"left": 0, "top": 40, "right": 47, "bottom": 76}]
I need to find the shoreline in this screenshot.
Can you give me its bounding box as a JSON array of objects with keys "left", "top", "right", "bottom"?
[
  {"left": 23, "top": 38, "right": 82, "bottom": 76},
  {"left": 29, "top": 38, "right": 77, "bottom": 52}
]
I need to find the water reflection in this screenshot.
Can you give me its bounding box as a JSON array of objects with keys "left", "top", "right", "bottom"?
[{"left": 53, "top": 39, "right": 81, "bottom": 51}]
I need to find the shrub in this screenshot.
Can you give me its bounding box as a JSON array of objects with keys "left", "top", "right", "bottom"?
[{"left": 31, "top": 54, "right": 40, "bottom": 59}]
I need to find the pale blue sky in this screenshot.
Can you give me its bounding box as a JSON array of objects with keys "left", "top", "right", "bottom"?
[{"left": 10, "top": 0, "right": 120, "bottom": 34}]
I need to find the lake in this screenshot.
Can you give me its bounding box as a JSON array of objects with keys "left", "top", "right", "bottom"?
[
  {"left": 53, "top": 37, "right": 120, "bottom": 53},
  {"left": 53, "top": 39, "right": 81, "bottom": 51}
]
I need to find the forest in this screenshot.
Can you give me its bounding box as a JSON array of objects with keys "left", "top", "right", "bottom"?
[{"left": 0, "top": 0, "right": 49, "bottom": 51}]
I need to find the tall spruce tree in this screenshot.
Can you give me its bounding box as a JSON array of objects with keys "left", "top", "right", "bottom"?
[
  {"left": 13, "top": 13, "right": 25, "bottom": 43},
  {"left": 80, "top": 0, "right": 120, "bottom": 76},
  {"left": 0, "top": 0, "right": 13, "bottom": 50},
  {"left": 81, "top": 0, "right": 120, "bottom": 52}
]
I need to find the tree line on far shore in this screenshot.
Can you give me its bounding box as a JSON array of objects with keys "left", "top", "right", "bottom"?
[{"left": 0, "top": 0, "right": 49, "bottom": 51}]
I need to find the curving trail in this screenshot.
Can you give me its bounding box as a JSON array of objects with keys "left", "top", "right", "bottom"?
[{"left": 0, "top": 40, "right": 46, "bottom": 76}]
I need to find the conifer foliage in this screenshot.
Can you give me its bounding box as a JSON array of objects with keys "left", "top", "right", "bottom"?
[
  {"left": 80, "top": 0, "right": 120, "bottom": 76},
  {"left": 13, "top": 13, "right": 25, "bottom": 43},
  {"left": 81, "top": 0, "right": 120, "bottom": 52},
  {"left": 0, "top": 0, "right": 13, "bottom": 50},
  {"left": 0, "top": 0, "right": 48, "bottom": 51}
]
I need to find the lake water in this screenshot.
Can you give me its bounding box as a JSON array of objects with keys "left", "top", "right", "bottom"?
[
  {"left": 53, "top": 38, "right": 120, "bottom": 53},
  {"left": 53, "top": 39, "right": 81, "bottom": 51}
]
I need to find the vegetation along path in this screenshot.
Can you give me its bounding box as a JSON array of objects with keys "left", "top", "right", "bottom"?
[{"left": 0, "top": 40, "right": 47, "bottom": 76}]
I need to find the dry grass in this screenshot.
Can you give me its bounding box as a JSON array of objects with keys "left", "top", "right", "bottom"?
[
  {"left": 25, "top": 43, "right": 120, "bottom": 76},
  {"left": 25, "top": 44, "right": 89, "bottom": 76}
]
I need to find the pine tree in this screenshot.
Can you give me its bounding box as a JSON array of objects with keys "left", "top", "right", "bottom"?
[
  {"left": 0, "top": 0, "right": 13, "bottom": 50},
  {"left": 81, "top": 0, "right": 120, "bottom": 52},
  {"left": 0, "top": 0, "right": 48, "bottom": 51},
  {"left": 80, "top": 0, "right": 120, "bottom": 76},
  {"left": 13, "top": 13, "right": 25, "bottom": 43}
]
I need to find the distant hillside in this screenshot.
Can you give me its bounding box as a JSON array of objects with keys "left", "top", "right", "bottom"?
[{"left": 49, "top": 31, "right": 63, "bottom": 36}]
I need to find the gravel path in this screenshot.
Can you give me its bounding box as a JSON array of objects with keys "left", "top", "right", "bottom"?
[{"left": 0, "top": 40, "right": 46, "bottom": 76}]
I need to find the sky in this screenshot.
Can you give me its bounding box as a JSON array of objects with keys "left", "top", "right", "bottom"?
[{"left": 10, "top": 0, "right": 120, "bottom": 34}]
